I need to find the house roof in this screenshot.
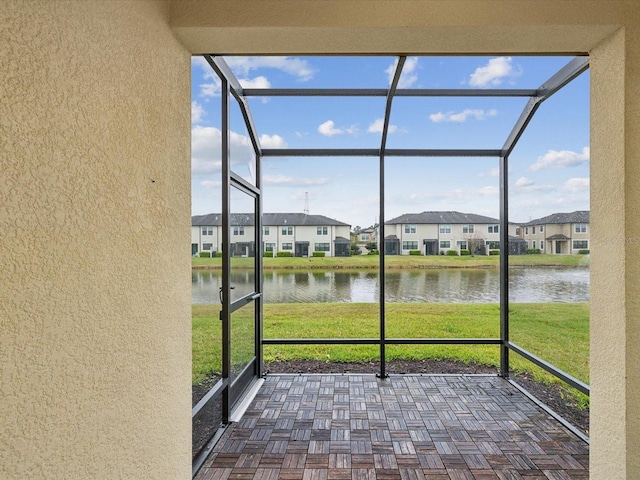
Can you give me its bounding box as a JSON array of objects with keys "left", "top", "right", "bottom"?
[
  {"left": 525, "top": 211, "right": 589, "bottom": 226},
  {"left": 192, "top": 213, "right": 350, "bottom": 227},
  {"left": 546, "top": 233, "right": 571, "bottom": 241},
  {"left": 385, "top": 211, "right": 499, "bottom": 225}
]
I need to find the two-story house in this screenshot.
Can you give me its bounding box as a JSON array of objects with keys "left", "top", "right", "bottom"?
[
  {"left": 384, "top": 211, "right": 519, "bottom": 255},
  {"left": 523, "top": 211, "right": 590, "bottom": 254},
  {"left": 192, "top": 213, "right": 351, "bottom": 257}
]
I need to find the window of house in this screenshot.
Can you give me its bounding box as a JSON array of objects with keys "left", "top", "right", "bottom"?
[
  {"left": 525, "top": 227, "right": 529, "bottom": 234},
  {"left": 282, "top": 226, "right": 293, "bottom": 235},
  {"left": 540, "top": 240, "right": 544, "bottom": 250},
  {"left": 317, "top": 226, "right": 328, "bottom": 235},
  {"left": 233, "top": 226, "right": 244, "bottom": 235},
  {"left": 573, "top": 240, "right": 588, "bottom": 249},
  {"left": 456, "top": 240, "right": 468, "bottom": 250},
  {"left": 314, "top": 243, "right": 330, "bottom": 252},
  {"left": 202, "top": 226, "right": 213, "bottom": 235},
  {"left": 533, "top": 240, "right": 536, "bottom": 249},
  {"left": 404, "top": 224, "right": 416, "bottom": 234},
  {"left": 402, "top": 241, "right": 418, "bottom": 250},
  {"left": 516, "top": 227, "right": 521, "bottom": 236},
  {"left": 263, "top": 226, "right": 270, "bottom": 235},
  {"left": 462, "top": 224, "right": 474, "bottom": 234},
  {"left": 540, "top": 225, "right": 544, "bottom": 233},
  {"left": 532, "top": 226, "right": 536, "bottom": 234},
  {"left": 203, "top": 243, "right": 213, "bottom": 250},
  {"left": 574, "top": 223, "right": 588, "bottom": 233},
  {"left": 265, "top": 243, "right": 275, "bottom": 252},
  {"left": 488, "top": 225, "right": 499, "bottom": 233},
  {"left": 361, "top": 234, "right": 369, "bottom": 241},
  {"left": 487, "top": 241, "right": 500, "bottom": 250},
  {"left": 282, "top": 243, "right": 292, "bottom": 250},
  {"left": 439, "top": 224, "right": 451, "bottom": 234},
  {"left": 440, "top": 240, "right": 450, "bottom": 248}
]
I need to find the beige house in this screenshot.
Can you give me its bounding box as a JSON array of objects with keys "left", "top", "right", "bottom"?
[
  {"left": 4, "top": 2, "right": 640, "bottom": 479},
  {"left": 524, "top": 211, "right": 590, "bottom": 254},
  {"left": 192, "top": 213, "right": 351, "bottom": 257},
  {"left": 384, "top": 211, "right": 519, "bottom": 255}
]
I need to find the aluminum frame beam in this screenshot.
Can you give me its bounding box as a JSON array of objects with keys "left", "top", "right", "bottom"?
[
  {"left": 242, "top": 88, "right": 538, "bottom": 97},
  {"left": 261, "top": 148, "right": 502, "bottom": 157},
  {"left": 205, "top": 55, "right": 263, "bottom": 157},
  {"left": 502, "top": 56, "right": 589, "bottom": 157}
]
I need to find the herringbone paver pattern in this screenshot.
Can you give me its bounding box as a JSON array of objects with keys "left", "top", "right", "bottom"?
[{"left": 196, "top": 375, "right": 588, "bottom": 479}]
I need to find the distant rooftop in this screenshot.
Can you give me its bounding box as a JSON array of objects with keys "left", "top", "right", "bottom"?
[
  {"left": 192, "top": 213, "right": 350, "bottom": 227},
  {"left": 525, "top": 211, "right": 590, "bottom": 226},
  {"left": 385, "top": 211, "right": 499, "bottom": 225}
]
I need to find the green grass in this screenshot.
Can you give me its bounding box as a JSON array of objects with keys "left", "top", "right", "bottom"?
[
  {"left": 192, "top": 254, "right": 588, "bottom": 270},
  {"left": 192, "top": 301, "right": 589, "bottom": 406}
]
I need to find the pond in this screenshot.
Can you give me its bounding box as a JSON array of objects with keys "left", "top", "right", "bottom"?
[{"left": 192, "top": 267, "right": 589, "bottom": 304}]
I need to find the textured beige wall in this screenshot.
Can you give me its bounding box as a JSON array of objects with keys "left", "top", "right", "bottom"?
[{"left": 0, "top": 1, "right": 191, "bottom": 478}]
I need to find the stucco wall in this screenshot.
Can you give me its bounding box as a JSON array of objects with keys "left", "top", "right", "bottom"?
[{"left": 0, "top": 1, "right": 191, "bottom": 478}]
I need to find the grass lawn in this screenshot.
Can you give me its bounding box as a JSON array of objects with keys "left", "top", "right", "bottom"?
[
  {"left": 193, "top": 302, "right": 589, "bottom": 405},
  {"left": 192, "top": 254, "right": 589, "bottom": 270}
]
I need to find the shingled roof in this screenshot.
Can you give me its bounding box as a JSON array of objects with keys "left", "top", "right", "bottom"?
[
  {"left": 385, "top": 211, "right": 499, "bottom": 225},
  {"left": 525, "top": 211, "right": 589, "bottom": 226},
  {"left": 192, "top": 213, "right": 350, "bottom": 227}
]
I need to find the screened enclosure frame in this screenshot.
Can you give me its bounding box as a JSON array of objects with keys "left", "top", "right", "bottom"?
[{"left": 193, "top": 54, "right": 591, "bottom": 464}]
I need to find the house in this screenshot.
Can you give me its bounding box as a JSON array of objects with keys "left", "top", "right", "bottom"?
[
  {"left": 356, "top": 226, "right": 377, "bottom": 244},
  {"left": 523, "top": 211, "right": 590, "bottom": 254},
  {"left": 384, "top": 211, "right": 520, "bottom": 255},
  {"left": 192, "top": 213, "right": 351, "bottom": 257}
]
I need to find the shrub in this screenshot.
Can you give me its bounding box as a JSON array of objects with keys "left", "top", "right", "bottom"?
[
  {"left": 365, "top": 242, "right": 378, "bottom": 251},
  {"left": 367, "top": 250, "right": 379, "bottom": 255},
  {"left": 312, "top": 251, "right": 325, "bottom": 257},
  {"left": 446, "top": 250, "right": 458, "bottom": 256},
  {"left": 215, "top": 251, "right": 222, "bottom": 258},
  {"left": 409, "top": 250, "right": 422, "bottom": 256},
  {"left": 526, "top": 248, "right": 541, "bottom": 254},
  {"left": 263, "top": 251, "right": 273, "bottom": 258},
  {"left": 578, "top": 249, "right": 590, "bottom": 254},
  {"left": 489, "top": 250, "right": 500, "bottom": 255},
  {"left": 460, "top": 249, "right": 470, "bottom": 256},
  {"left": 439, "top": 250, "right": 445, "bottom": 255},
  {"left": 276, "top": 251, "right": 293, "bottom": 257},
  {"left": 199, "top": 251, "right": 211, "bottom": 258}
]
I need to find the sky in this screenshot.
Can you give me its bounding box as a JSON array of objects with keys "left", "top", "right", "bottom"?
[{"left": 190, "top": 56, "right": 589, "bottom": 228}]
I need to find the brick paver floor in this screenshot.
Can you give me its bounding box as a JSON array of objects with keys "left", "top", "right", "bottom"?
[{"left": 195, "top": 374, "right": 588, "bottom": 479}]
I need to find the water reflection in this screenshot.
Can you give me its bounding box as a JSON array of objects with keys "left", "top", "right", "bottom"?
[{"left": 192, "top": 267, "right": 589, "bottom": 304}]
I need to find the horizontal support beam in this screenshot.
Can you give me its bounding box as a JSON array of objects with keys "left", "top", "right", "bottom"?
[
  {"left": 192, "top": 378, "right": 226, "bottom": 421},
  {"left": 507, "top": 342, "right": 590, "bottom": 396},
  {"left": 261, "top": 149, "right": 501, "bottom": 158},
  {"left": 263, "top": 338, "right": 501, "bottom": 345},
  {"left": 242, "top": 88, "right": 538, "bottom": 97}
]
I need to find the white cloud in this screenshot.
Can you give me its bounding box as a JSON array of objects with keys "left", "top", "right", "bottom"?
[
  {"left": 468, "top": 57, "right": 522, "bottom": 87},
  {"left": 192, "top": 57, "right": 222, "bottom": 97},
  {"left": 259, "top": 134, "right": 287, "bottom": 149},
  {"left": 529, "top": 146, "right": 590, "bottom": 171},
  {"left": 368, "top": 118, "right": 398, "bottom": 134},
  {"left": 478, "top": 167, "right": 499, "bottom": 178},
  {"left": 191, "top": 101, "right": 205, "bottom": 124},
  {"left": 318, "top": 120, "right": 344, "bottom": 136},
  {"left": 512, "top": 176, "right": 555, "bottom": 193},
  {"left": 563, "top": 177, "right": 590, "bottom": 193},
  {"left": 385, "top": 56, "right": 419, "bottom": 88},
  {"left": 345, "top": 125, "right": 359, "bottom": 135},
  {"left": 515, "top": 177, "right": 534, "bottom": 188},
  {"left": 226, "top": 56, "right": 316, "bottom": 81},
  {"left": 238, "top": 76, "right": 271, "bottom": 89},
  {"left": 200, "top": 180, "right": 221, "bottom": 188},
  {"left": 478, "top": 186, "right": 499, "bottom": 196},
  {"left": 429, "top": 109, "right": 498, "bottom": 123},
  {"left": 263, "top": 174, "right": 329, "bottom": 187},
  {"left": 191, "top": 126, "right": 253, "bottom": 175}
]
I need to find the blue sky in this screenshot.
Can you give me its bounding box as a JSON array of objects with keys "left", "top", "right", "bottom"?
[{"left": 191, "top": 56, "right": 589, "bottom": 228}]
